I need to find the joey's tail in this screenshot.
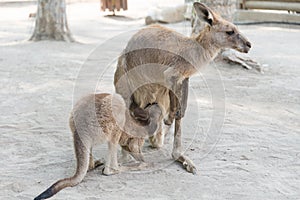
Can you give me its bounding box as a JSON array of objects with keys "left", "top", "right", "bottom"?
[
  {"left": 33, "top": 174, "right": 85, "bottom": 200},
  {"left": 34, "top": 132, "right": 90, "bottom": 200}
]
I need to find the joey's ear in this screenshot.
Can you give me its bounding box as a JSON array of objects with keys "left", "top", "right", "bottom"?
[
  {"left": 133, "top": 107, "right": 150, "bottom": 123},
  {"left": 193, "top": 2, "right": 214, "bottom": 26}
]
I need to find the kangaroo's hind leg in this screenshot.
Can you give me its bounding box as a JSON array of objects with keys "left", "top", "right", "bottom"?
[
  {"left": 169, "top": 78, "right": 197, "bottom": 174},
  {"left": 120, "top": 139, "right": 153, "bottom": 172},
  {"left": 103, "top": 141, "right": 120, "bottom": 176},
  {"left": 127, "top": 138, "right": 145, "bottom": 162}
]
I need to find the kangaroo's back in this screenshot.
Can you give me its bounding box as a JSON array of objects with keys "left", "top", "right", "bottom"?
[
  {"left": 121, "top": 25, "right": 201, "bottom": 72},
  {"left": 114, "top": 25, "right": 201, "bottom": 110}
]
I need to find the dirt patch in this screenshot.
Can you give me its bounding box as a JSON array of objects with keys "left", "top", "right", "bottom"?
[{"left": 0, "top": 2, "right": 299, "bottom": 200}]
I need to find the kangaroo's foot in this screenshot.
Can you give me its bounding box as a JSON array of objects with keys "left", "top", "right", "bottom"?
[
  {"left": 172, "top": 152, "right": 197, "bottom": 174},
  {"left": 94, "top": 160, "right": 105, "bottom": 168},
  {"left": 120, "top": 162, "right": 154, "bottom": 172},
  {"left": 102, "top": 166, "right": 119, "bottom": 176},
  {"left": 88, "top": 159, "right": 104, "bottom": 171}
]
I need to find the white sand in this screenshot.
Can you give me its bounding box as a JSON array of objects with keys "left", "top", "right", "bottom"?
[{"left": 0, "top": 2, "right": 299, "bottom": 200}]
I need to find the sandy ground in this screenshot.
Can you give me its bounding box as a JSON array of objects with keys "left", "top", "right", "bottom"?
[{"left": 0, "top": 2, "right": 299, "bottom": 200}]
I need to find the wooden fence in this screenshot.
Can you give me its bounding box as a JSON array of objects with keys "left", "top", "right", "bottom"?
[
  {"left": 239, "top": 0, "right": 300, "bottom": 12},
  {"left": 235, "top": 0, "right": 300, "bottom": 24}
]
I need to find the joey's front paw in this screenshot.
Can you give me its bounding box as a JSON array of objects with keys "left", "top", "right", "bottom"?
[{"left": 149, "top": 135, "right": 164, "bottom": 148}]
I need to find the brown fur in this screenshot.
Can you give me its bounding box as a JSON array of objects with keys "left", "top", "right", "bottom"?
[
  {"left": 114, "top": 3, "right": 251, "bottom": 173},
  {"left": 34, "top": 93, "right": 162, "bottom": 200}
]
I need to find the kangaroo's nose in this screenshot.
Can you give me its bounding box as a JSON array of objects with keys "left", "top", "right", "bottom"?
[{"left": 246, "top": 41, "right": 251, "bottom": 48}]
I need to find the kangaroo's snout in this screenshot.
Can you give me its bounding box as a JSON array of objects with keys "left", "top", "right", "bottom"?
[
  {"left": 235, "top": 33, "right": 252, "bottom": 53},
  {"left": 243, "top": 40, "right": 251, "bottom": 53},
  {"left": 246, "top": 41, "right": 251, "bottom": 48}
]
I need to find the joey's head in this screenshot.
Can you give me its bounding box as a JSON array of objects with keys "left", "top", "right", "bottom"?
[
  {"left": 194, "top": 2, "right": 251, "bottom": 53},
  {"left": 147, "top": 104, "right": 162, "bottom": 120},
  {"left": 129, "top": 104, "right": 162, "bottom": 137}
]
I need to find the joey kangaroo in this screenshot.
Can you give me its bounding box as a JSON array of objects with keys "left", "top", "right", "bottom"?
[
  {"left": 34, "top": 93, "right": 162, "bottom": 200},
  {"left": 114, "top": 3, "right": 252, "bottom": 174}
]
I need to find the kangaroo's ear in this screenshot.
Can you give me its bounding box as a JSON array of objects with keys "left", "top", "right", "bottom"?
[{"left": 193, "top": 2, "right": 214, "bottom": 26}]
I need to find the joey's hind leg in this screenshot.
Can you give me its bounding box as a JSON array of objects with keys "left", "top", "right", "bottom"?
[
  {"left": 120, "top": 153, "right": 152, "bottom": 172},
  {"left": 128, "top": 149, "right": 145, "bottom": 162},
  {"left": 119, "top": 148, "right": 132, "bottom": 164},
  {"left": 103, "top": 142, "right": 119, "bottom": 176},
  {"left": 127, "top": 139, "right": 145, "bottom": 162},
  {"left": 121, "top": 140, "right": 145, "bottom": 162},
  {"left": 88, "top": 152, "right": 95, "bottom": 171},
  {"left": 88, "top": 149, "right": 104, "bottom": 171},
  {"left": 120, "top": 149, "right": 153, "bottom": 172},
  {"left": 120, "top": 140, "right": 153, "bottom": 172},
  {"left": 120, "top": 162, "right": 153, "bottom": 172}
]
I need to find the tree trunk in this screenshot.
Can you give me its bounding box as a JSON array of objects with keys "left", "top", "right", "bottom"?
[
  {"left": 30, "top": 0, "right": 74, "bottom": 42},
  {"left": 202, "top": 0, "right": 236, "bottom": 21}
]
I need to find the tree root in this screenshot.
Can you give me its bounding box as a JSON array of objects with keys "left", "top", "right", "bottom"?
[{"left": 220, "top": 49, "right": 263, "bottom": 73}]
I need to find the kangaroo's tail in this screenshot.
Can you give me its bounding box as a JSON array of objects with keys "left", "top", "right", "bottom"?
[{"left": 34, "top": 131, "right": 90, "bottom": 200}]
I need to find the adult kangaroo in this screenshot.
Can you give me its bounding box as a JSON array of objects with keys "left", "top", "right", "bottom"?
[{"left": 114, "top": 2, "right": 251, "bottom": 174}]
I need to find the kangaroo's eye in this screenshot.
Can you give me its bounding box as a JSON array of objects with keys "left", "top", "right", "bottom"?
[{"left": 226, "top": 30, "right": 235, "bottom": 35}]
